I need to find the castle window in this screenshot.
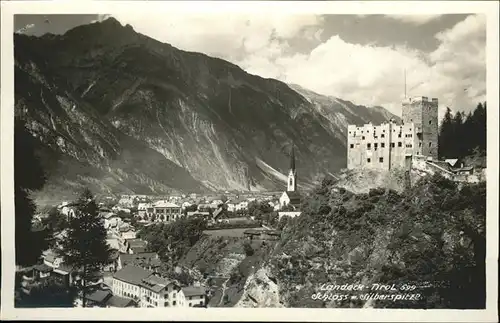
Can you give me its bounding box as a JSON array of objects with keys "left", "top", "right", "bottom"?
[
  {"left": 398, "top": 142, "right": 402, "bottom": 147},
  {"left": 391, "top": 143, "right": 395, "bottom": 148},
  {"left": 410, "top": 119, "right": 413, "bottom": 122},
  {"left": 367, "top": 158, "right": 371, "bottom": 163},
  {"left": 379, "top": 157, "right": 384, "bottom": 163},
  {"left": 429, "top": 120, "right": 432, "bottom": 124},
  {"left": 398, "top": 133, "right": 402, "bottom": 138},
  {"left": 374, "top": 143, "right": 378, "bottom": 149},
  {"left": 381, "top": 143, "right": 385, "bottom": 148},
  {"left": 350, "top": 144, "right": 354, "bottom": 149},
  {"left": 381, "top": 134, "right": 385, "bottom": 138},
  {"left": 367, "top": 143, "right": 371, "bottom": 149},
  {"left": 419, "top": 142, "right": 422, "bottom": 147},
  {"left": 429, "top": 142, "right": 432, "bottom": 147},
  {"left": 362, "top": 136, "right": 365, "bottom": 140}
]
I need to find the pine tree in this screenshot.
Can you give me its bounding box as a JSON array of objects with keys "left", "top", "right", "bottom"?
[
  {"left": 438, "top": 107, "right": 454, "bottom": 159},
  {"left": 453, "top": 111, "right": 464, "bottom": 158},
  {"left": 60, "top": 188, "right": 111, "bottom": 307}
]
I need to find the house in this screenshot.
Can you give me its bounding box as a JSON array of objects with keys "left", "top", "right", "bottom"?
[
  {"left": 187, "top": 211, "right": 210, "bottom": 217},
  {"left": 197, "top": 203, "right": 217, "bottom": 212},
  {"left": 106, "top": 295, "right": 137, "bottom": 308},
  {"left": 120, "top": 253, "right": 161, "bottom": 271},
  {"left": 207, "top": 196, "right": 224, "bottom": 208},
  {"left": 80, "top": 289, "right": 113, "bottom": 308},
  {"left": 139, "top": 274, "right": 185, "bottom": 308},
  {"left": 103, "top": 250, "right": 121, "bottom": 273},
  {"left": 112, "top": 265, "right": 186, "bottom": 308},
  {"left": 445, "top": 158, "right": 465, "bottom": 168},
  {"left": 153, "top": 201, "right": 182, "bottom": 222},
  {"left": 33, "top": 263, "right": 53, "bottom": 279},
  {"left": 112, "top": 266, "right": 151, "bottom": 301},
  {"left": 137, "top": 203, "right": 153, "bottom": 218},
  {"left": 42, "top": 249, "right": 63, "bottom": 268},
  {"left": 120, "top": 227, "right": 137, "bottom": 240},
  {"left": 181, "top": 286, "right": 207, "bottom": 307},
  {"left": 126, "top": 239, "right": 148, "bottom": 254},
  {"left": 51, "top": 262, "right": 78, "bottom": 287},
  {"left": 226, "top": 198, "right": 248, "bottom": 212},
  {"left": 212, "top": 207, "right": 224, "bottom": 220}
]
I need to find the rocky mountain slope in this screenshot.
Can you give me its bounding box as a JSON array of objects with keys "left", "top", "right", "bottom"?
[{"left": 14, "top": 17, "right": 398, "bottom": 201}]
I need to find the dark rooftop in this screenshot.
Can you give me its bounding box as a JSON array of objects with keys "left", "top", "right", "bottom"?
[
  {"left": 33, "top": 263, "right": 53, "bottom": 273},
  {"left": 113, "top": 265, "right": 152, "bottom": 285},
  {"left": 139, "top": 274, "right": 174, "bottom": 293},
  {"left": 106, "top": 295, "right": 135, "bottom": 307},
  {"left": 85, "top": 289, "right": 112, "bottom": 304},
  {"left": 182, "top": 286, "right": 206, "bottom": 297}
]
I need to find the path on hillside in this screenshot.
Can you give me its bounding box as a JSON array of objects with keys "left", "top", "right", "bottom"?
[{"left": 216, "top": 276, "right": 230, "bottom": 307}]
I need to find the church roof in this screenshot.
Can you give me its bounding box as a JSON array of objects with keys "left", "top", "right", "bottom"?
[{"left": 284, "top": 191, "right": 302, "bottom": 203}]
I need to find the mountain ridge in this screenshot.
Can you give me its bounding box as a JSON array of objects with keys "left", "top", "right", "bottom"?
[{"left": 14, "top": 17, "right": 399, "bottom": 203}]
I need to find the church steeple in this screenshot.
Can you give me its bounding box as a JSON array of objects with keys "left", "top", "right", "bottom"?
[
  {"left": 290, "top": 145, "right": 295, "bottom": 172},
  {"left": 287, "top": 145, "right": 297, "bottom": 192}
]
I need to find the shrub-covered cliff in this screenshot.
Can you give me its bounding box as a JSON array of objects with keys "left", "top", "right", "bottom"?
[{"left": 264, "top": 174, "right": 485, "bottom": 308}]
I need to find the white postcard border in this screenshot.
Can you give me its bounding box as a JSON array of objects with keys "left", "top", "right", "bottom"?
[{"left": 1, "top": 1, "right": 498, "bottom": 322}]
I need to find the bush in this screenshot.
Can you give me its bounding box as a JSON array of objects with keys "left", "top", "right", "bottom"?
[{"left": 243, "top": 242, "right": 254, "bottom": 257}]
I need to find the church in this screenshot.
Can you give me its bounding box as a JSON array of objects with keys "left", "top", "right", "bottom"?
[{"left": 279, "top": 146, "right": 302, "bottom": 210}]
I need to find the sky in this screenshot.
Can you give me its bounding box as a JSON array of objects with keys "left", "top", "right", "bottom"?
[{"left": 14, "top": 13, "right": 486, "bottom": 119}]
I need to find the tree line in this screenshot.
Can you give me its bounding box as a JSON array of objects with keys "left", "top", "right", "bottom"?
[
  {"left": 438, "top": 102, "right": 486, "bottom": 159},
  {"left": 15, "top": 118, "right": 112, "bottom": 308}
]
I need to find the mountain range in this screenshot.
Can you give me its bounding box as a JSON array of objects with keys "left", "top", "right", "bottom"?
[{"left": 14, "top": 17, "right": 399, "bottom": 203}]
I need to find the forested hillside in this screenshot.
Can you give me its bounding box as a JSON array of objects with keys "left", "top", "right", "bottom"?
[{"left": 438, "top": 102, "right": 487, "bottom": 160}]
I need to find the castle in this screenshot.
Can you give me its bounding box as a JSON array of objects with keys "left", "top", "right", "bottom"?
[{"left": 347, "top": 96, "right": 439, "bottom": 170}]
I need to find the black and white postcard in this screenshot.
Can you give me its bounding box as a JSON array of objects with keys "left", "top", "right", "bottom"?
[{"left": 1, "top": 1, "right": 498, "bottom": 322}]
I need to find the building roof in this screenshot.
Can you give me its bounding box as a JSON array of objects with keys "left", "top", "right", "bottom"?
[
  {"left": 120, "top": 253, "right": 160, "bottom": 267},
  {"left": 113, "top": 265, "right": 152, "bottom": 285},
  {"left": 153, "top": 201, "right": 180, "bottom": 208},
  {"left": 137, "top": 203, "right": 151, "bottom": 210},
  {"left": 106, "top": 295, "right": 135, "bottom": 307},
  {"left": 34, "top": 263, "right": 53, "bottom": 273},
  {"left": 284, "top": 191, "right": 302, "bottom": 203},
  {"left": 445, "top": 158, "right": 459, "bottom": 167},
  {"left": 227, "top": 197, "right": 246, "bottom": 204},
  {"left": 213, "top": 208, "right": 224, "bottom": 219},
  {"left": 182, "top": 286, "right": 206, "bottom": 297},
  {"left": 101, "top": 212, "right": 116, "bottom": 219},
  {"left": 127, "top": 239, "right": 147, "bottom": 248},
  {"left": 139, "top": 274, "right": 173, "bottom": 293},
  {"left": 85, "top": 289, "right": 112, "bottom": 304},
  {"left": 43, "top": 249, "right": 61, "bottom": 264}
]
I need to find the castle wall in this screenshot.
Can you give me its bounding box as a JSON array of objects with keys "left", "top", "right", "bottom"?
[
  {"left": 347, "top": 122, "right": 415, "bottom": 171},
  {"left": 347, "top": 96, "right": 439, "bottom": 171}
]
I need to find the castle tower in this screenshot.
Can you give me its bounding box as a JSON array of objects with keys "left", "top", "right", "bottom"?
[
  {"left": 402, "top": 96, "right": 439, "bottom": 159},
  {"left": 287, "top": 145, "right": 297, "bottom": 192}
]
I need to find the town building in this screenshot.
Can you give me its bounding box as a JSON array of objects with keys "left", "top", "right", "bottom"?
[
  {"left": 347, "top": 96, "right": 439, "bottom": 171},
  {"left": 112, "top": 265, "right": 201, "bottom": 308},
  {"left": 153, "top": 201, "right": 182, "bottom": 222},
  {"left": 181, "top": 286, "right": 207, "bottom": 307}
]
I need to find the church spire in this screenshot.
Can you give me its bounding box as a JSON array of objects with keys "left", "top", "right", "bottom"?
[
  {"left": 287, "top": 144, "right": 297, "bottom": 192},
  {"left": 290, "top": 144, "right": 295, "bottom": 172}
]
